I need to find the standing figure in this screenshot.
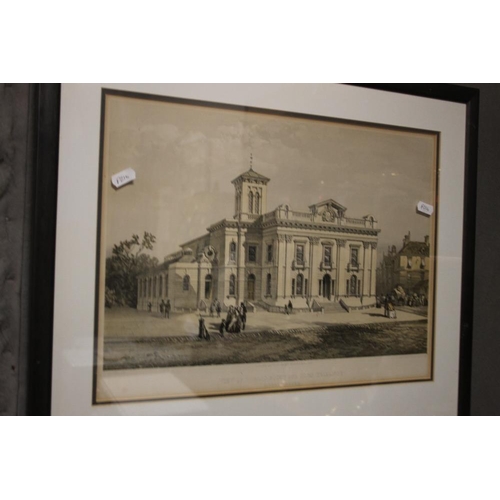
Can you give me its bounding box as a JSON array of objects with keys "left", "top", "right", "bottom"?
[
  {"left": 216, "top": 302, "right": 222, "bottom": 318},
  {"left": 284, "top": 304, "right": 288, "bottom": 315},
  {"left": 209, "top": 303, "right": 214, "bottom": 317},
  {"left": 165, "top": 299, "right": 171, "bottom": 319},
  {"left": 160, "top": 299, "right": 166, "bottom": 316},
  {"left": 219, "top": 319, "right": 226, "bottom": 337},
  {"left": 198, "top": 316, "right": 210, "bottom": 340},
  {"left": 288, "top": 300, "right": 293, "bottom": 314},
  {"left": 240, "top": 302, "right": 247, "bottom": 330},
  {"left": 147, "top": 301, "right": 152, "bottom": 312}
]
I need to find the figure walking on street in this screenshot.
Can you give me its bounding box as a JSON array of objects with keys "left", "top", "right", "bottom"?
[
  {"left": 198, "top": 316, "right": 210, "bottom": 340},
  {"left": 219, "top": 319, "right": 226, "bottom": 337}
]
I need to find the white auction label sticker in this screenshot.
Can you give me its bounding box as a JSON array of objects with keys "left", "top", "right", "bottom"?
[
  {"left": 417, "top": 201, "right": 434, "bottom": 216},
  {"left": 111, "top": 168, "right": 136, "bottom": 188}
]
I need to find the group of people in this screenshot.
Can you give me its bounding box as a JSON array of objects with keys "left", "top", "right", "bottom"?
[
  {"left": 146, "top": 300, "right": 172, "bottom": 318},
  {"left": 223, "top": 303, "right": 247, "bottom": 334},
  {"left": 208, "top": 299, "right": 222, "bottom": 318},
  {"left": 198, "top": 302, "right": 248, "bottom": 340},
  {"left": 160, "top": 299, "right": 172, "bottom": 318}
]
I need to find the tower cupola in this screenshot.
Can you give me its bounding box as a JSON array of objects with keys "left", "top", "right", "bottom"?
[{"left": 231, "top": 156, "right": 270, "bottom": 221}]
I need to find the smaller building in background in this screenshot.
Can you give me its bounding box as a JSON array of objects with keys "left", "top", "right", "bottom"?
[{"left": 377, "top": 232, "right": 430, "bottom": 297}]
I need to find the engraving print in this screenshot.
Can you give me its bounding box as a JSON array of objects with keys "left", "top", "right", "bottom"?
[{"left": 95, "top": 90, "right": 437, "bottom": 403}]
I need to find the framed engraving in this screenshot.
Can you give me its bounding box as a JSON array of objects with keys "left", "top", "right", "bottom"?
[{"left": 42, "top": 84, "right": 477, "bottom": 415}]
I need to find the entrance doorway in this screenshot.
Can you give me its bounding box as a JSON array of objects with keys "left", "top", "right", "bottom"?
[
  {"left": 204, "top": 274, "right": 212, "bottom": 300},
  {"left": 322, "top": 274, "right": 332, "bottom": 300},
  {"left": 247, "top": 274, "right": 256, "bottom": 300}
]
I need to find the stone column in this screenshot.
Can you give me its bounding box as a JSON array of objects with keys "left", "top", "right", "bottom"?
[
  {"left": 276, "top": 235, "right": 285, "bottom": 300},
  {"left": 197, "top": 261, "right": 202, "bottom": 308},
  {"left": 336, "top": 239, "right": 346, "bottom": 296},
  {"left": 284, "top": 235, "right": 293, "bottom": 298},
  {"left": 308, "top": 237, "right": 319, "bottom": 298},
  {"left": 236, "top": 226, "right": 247, "bottom": 305},
  {"left": 363, "top": 241, "right": 370, "bottom": 297},
  {"left": 370, "top": 242, "right": 378, "bottom": 296}
]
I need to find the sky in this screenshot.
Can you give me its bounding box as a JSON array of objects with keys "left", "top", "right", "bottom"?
[{"left": 102, "top": 93, "right": 437, "bottom": 262}]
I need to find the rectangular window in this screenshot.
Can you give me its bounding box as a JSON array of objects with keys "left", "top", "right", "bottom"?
[
  {"left": 248, "top": 245, "right": 257, "bottom": 262},
  {"left": 305, "top": 279, "right": 308, "bottom": 296},
  {"left": 296, "top": 244, "right": 304, "bottom": 264},
  {"left": 319, "top": 280, "right": 322, "bottom": 296},
  {"left": 324, "top": 246, "right": 332, "bottom": 265},
  {"left": 350, "top": 247, "right": 359, "bottom": 266},
  {"left": 291, "top": 279, "right": 295, "bottom": 296},
  {"left": 267, "top": 244, "right": 273, "bottom": 262}
]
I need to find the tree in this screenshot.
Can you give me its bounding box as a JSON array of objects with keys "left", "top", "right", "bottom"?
[{"left": 105, "top": 232, "right": 158, "bottom": 308}]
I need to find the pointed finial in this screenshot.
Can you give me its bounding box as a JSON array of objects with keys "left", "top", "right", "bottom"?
[{"left": 250, "top": 152, "right": 253, "bottom": 170}]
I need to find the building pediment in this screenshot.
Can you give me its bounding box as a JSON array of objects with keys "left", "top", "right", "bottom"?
[
  {"left": 308, "top": 199, "right": 347, "bottom": 221},
  {"left": 309, "top": 199, "right": 347, "bottom": 211}
]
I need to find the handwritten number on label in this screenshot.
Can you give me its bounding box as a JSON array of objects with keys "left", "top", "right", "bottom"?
[
  {"left": 111, "top": 168, "right": 136, "bottom": 189},
  {"left": 417, "top": 201, "right": 434, "bottom": 216}
]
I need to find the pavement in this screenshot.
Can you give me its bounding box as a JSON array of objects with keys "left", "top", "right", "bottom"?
[{"left": 104, "top": 306, "right": 427, "bottom": 339}]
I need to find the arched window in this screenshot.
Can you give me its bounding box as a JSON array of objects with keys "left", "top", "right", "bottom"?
[
  {"left": 165, "top": 275, "right": 168, "bottom": 297},
  {"left": 229, "top": 274, "right": 236, "bottom": 296},
  {"left": 229, "top": 241, "right": 236, "bottom": 261},
  {"left": 153, "top": 276, "right": 157, "bottom": 297},
  {"left": 148, "top": 278, "right": 152, "bottom": 297},
  {"left": 248, "top": 190, "right": 254, "bottom": 213},
  {"left": 159, "top": 276, "right": 163, "bottom": 296},
  {"left": 183, "top": 275, "right": 190, "bottom": 291},
  {"left": 255, "top": 192, "right": 260, "bottom": 214},
  {"left": 266, "top": 273, "right": 272, "bottom": 296},
  {"left": 296, "top": 273, "right": 304, "bottom": 296}
]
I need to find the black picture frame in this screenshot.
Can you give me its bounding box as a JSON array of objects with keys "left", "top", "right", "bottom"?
[{"left": 28, "top": 83, "right": 479, "bottom": 415}]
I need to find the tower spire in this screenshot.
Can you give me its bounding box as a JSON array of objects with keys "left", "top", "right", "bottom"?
[{"left": 250, "top": 152, "right": 253, "bottom": 171}]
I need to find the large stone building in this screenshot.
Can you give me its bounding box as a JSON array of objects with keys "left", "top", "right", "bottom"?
[
  {"left": 377, "top": 231, "right": 430, "bottom": 296},
  {"left": 138, "top": 166, "right": 380, "bottom": 312}
]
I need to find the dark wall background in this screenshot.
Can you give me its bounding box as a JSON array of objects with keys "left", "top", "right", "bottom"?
[
  {"left": 0, "top": 83, "right": 33, "bottom": 416},
  {"left": 0, "top": 83, "right": 498, "bottom": 415},
  {"left": 461, "top": 83, "right": 500, "bottom": 415}
]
